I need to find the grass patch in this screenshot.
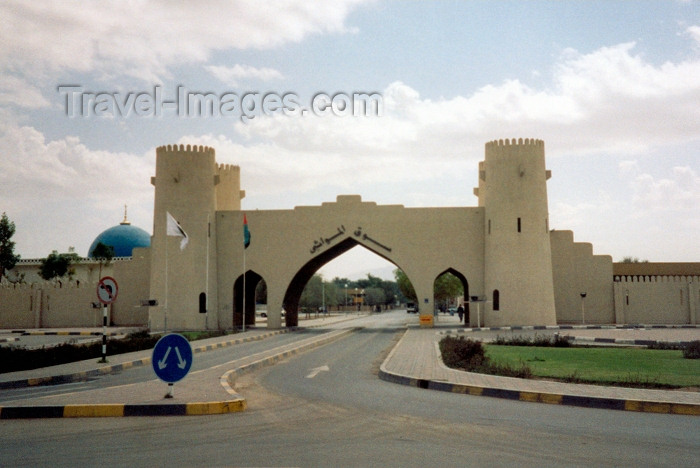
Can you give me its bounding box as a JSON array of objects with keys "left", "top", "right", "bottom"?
[
  {"left": 484, "top": 345, "right": 700, "bottom": 389},
  {"left": 439, "top": 336, "right": 532, "bottom": 379},
  {"left": 178, "top": 330, "right": 228, "bottom": 341}
]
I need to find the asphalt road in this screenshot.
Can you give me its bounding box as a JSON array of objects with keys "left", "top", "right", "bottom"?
[
  {"left": 0, "top": 327, "right": 338, "bottom": 403},
  {"left": 0, "top": 311, "right": 698, "bottom": 467}
]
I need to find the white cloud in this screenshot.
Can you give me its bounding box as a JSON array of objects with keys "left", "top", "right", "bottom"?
[
  {"left": 226, "top": 34, "right": 700, "bottom": 183},
  {"left": 627, "top": 164, "right": 700, "bottom": 212},
  {"left": 167, "top": 30, "right": 700, "bottom": 204},
  {"left": 0, "top": 126, "right": 155, "bottom": 257},
  {"left": 206, "top": 64, "right": 284, "bottom": 86},
  {"left": 687, "top": 25, "right": 700, "bottom": 46},
  {"left": 0, "top": 0, "right": 370, "bottom": 83},
  {"left": 0, "top": 74, "right": 50, "bottom": 108}
]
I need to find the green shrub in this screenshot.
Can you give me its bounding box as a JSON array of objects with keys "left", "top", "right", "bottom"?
[
  {"left": 492, "top": 333, "right": 571, "bottom": 347},
  {"left": 440, "top": 335, "right": 533, "bottom": 378},
  {"left": 0, "top": 330, "right": 161, "bottom": 374},
  {"left": 683, "top": 340, "right": 700, "bottom": 359},
  {"left": 482, "top": 360, "right": 532, "bottom": 379},
  {"left": 439, "top": 336, "right": 485, "bottom": 370}
]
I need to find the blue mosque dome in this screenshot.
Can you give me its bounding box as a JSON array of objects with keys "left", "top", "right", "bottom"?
[{"left": 88, "top": 209, "right": 151, "bottom": 258}]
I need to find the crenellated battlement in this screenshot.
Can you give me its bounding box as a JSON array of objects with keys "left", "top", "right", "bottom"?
[
  {"left": 486, "top": 138, "right": 543, "bottom": 148},
  {"left": 156, "top": 144, "right": 215, "bottom": 156},
  {"left": 217, "top": 163, "right": 240, "bottom": 175}
]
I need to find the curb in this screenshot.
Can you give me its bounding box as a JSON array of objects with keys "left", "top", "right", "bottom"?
[
  {"left": 440, "top": 324, "right": 700, "bottom": 334},
  {"left": 0, "top": 329, "right": 293, "bottom": 390},
  {"left": 377, "top": 368, "right": 699, "bottom": 416},
  {"left": 380, "top": 329, "right": 700, "bottom": 416},
  {"left": 440, "top": 324, "right": 699, "bottom": 347},
  {"left": 0, "top": 400, "right": 247, "bottom": 419},
  {"left": 1, "top": 317, "right": 358, "bottom": 389},
  {"left": 0, "top": 327, "right": 358, "bottom": 418},
  {"left": 569, "top": 336, "right": 694, "bottom": 347},
  {"left": 11, "top": 330, "right": 131, "bottom": 336}
]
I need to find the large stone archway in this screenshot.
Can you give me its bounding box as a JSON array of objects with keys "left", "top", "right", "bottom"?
[
  {"left": 149, "top": 140, "right": 566, "bottom": 331},
  {"left": 215, "top": 195, "right": 485, "bottom": 329},
  {"left": 281, "top": 237, "right": 414, "bottom": 327}
]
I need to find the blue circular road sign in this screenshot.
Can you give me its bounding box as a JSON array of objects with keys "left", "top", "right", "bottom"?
[{"left": 152, "top": 333, "right": 193, "bottom": 383}]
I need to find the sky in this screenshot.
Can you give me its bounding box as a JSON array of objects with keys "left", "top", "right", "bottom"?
[{"left": 1, "top": 0, "right": 699, "bottom": 281}]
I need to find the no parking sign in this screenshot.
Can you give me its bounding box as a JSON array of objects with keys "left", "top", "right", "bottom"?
[{"left": 96, "top": 276, "right": 118, "bottom": 305}]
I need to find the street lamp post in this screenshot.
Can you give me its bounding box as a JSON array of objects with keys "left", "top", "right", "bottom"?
[
  {"left": 580, "top": 292, "right": 587, "bottom": 325},
  {"left": 345, "top": 284, "right": 348, "bottom": 315}
]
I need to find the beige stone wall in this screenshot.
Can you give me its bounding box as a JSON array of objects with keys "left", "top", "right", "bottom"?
[
  {"left": 479, "top": 138, "right": 557, "bottom": 326},
  {"left": 0, "top": 252, "right": 152, "bottom": 328},
  {"left": 613, "top": 275, "right": 699, "bottom": 324},
  {"left": 216, "top": 195, "right": 485, "bottom": 329},
  {"left": 5, "top": 139, "right": 696, "bottom": 331},
  {"left": 149, "top": 144, "right": 242, "bottom": 331},
  {"left": 550, "top": 230, "right": 614, "bottom": 324},
  {"left": 0, "top": 283, "right": 38, "bottom": 328},
  {"left": 0, "top": 282, "right": 101, "bottom": 328},
  {"left": 6, "top": 257, "right": 126, "bottom": 285},
  {"left": 39, "top": 283, "right": 102, "bottom": 327},
  {"left": 111, "top": 247, "right": 151, "bottom": 326}
]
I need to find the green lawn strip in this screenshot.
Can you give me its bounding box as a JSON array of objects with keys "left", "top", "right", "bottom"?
[{"left": 484, "top": 345, "right": 700, "bottom": 388}]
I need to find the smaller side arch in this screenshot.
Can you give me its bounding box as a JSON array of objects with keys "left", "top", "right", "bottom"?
[
  {"left": 434, "top": 267, "right": 469, "bottom": 324},
  {"left": 233, "top": 270, "right": 263, "bottom": 328}
]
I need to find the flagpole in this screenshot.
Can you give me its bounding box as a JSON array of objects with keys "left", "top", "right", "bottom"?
[
  {"left": 242, "top": 241, "right": 246, "bottom": 332},
  {"left": 205, "top": 214, "right": 210, "bottom": 330},
  {"left": 164, "top": 225, "right": 168, "bottom": 333}
]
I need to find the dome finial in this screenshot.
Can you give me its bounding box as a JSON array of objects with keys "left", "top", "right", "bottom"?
[{"left": 120, "top": 204, "right": 131, "bottom": 225}]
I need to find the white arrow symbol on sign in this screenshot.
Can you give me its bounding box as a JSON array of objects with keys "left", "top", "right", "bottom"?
[
  {"left": 158, "top": 346, "right": 171, "bottom": 370},
  {"left": 306, "top": 365, "right": 329, "bottom": 379},
  {"left": 175, "top": 346, "right": 187, "bottom": 369}
]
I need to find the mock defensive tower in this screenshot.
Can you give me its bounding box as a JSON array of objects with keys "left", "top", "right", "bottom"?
[
  {"left": 149, "top": 144, "right": 240, "bottom": 330},
  {"left": 477, "top": 138, "right": 557, "bottom": 326}
]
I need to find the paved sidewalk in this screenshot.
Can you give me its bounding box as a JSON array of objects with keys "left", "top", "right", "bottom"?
[
  {"left": 380, "top": 321, "right": 700, "bottom": 416},
  {"left": 0, "top": 314, "right": 358, "bottom": 418},
  {"left": 1, "top": 313, "right": 698, "bottom": 417}
]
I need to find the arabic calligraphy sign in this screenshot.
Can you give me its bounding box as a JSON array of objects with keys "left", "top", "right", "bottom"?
[{"left": 309, "top": 225, "right": 392, "bottom": 254}]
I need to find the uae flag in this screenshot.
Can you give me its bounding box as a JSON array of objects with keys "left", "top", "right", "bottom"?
[
  {"left": 166, "top": 211, "right": 189, "bottom": 250},
  {"left": 243, "top": 213, "right": 251, "bottom": 249}
]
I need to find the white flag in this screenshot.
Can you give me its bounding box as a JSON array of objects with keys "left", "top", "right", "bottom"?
[{"left": 166, "top": 212, "right": 188, "bottom": 250}]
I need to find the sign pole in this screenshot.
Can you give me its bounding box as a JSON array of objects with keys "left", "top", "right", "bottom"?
[
  {"left": 100, "top": 304, "right": 108, "bottom": 362},
  {"left": 242, "top": 245, "right": 246, "bottom": 332},
  {"left": 164, "top": 233, "right": 168, "bottom": 333},
  {"left": 96, "top": 276, "right": 118, "bottom": 363},
  {"left": 152, "top": 333, "right": 193, "bottom": 400}
]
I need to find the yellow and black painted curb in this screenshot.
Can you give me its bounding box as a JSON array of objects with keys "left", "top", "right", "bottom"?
[
  {"left": 11, "top": 330, "right": 128, "bottom": 336},
  {"left": 0, "top": 400, "right": 246, "bottom": 419},
  {"left": 0, "top": 327, "right": 358, "bottom": 418},
  {"left": 377, "top": 368, "right": 699, "bottom": 416},
  {"left": 381, "top": 327, "right": 699, "bottom": 416}
]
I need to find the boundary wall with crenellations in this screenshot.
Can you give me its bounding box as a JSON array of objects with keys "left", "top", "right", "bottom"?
[{"left": 613, "top": 275, "right": 699, "bottom": 325}]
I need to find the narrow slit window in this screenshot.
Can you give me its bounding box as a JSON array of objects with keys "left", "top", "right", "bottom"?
[
  {"left": 493, "top": 289, "right": 500, "bottom": 311},
  {"left": 517, "top": 217, "right": 521, "bottom": 233},
  {"left": 199, "top": 292, "right": 207, "bottom": 313}
]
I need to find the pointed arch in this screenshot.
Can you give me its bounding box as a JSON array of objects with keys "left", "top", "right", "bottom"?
[
  {"left": 233, "top": 270, "right": 263, "bottom": 328},
  {"left": 434, "top": 267, "right": 469, "bottom": 321},
  {"left": 282, "top": 237, "right": 410, "bottom": 327}
]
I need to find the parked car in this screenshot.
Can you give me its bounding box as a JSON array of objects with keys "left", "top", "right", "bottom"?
[{"left": 406, "top": 302, "right": 417, "bottom": 313}]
